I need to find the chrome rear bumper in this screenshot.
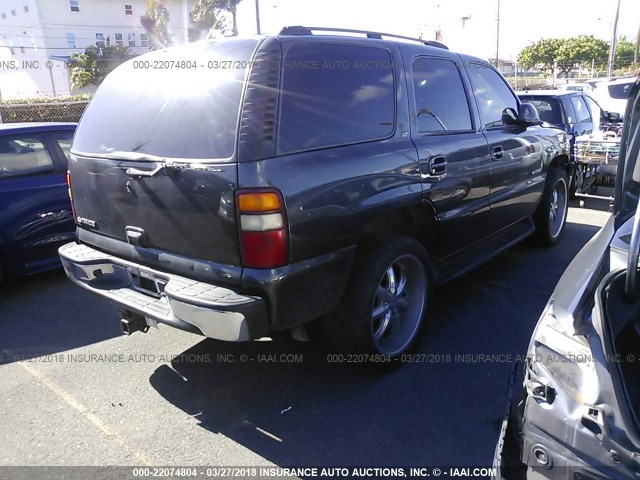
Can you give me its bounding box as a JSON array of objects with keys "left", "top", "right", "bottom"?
[{"left": 59, "top": 242, "right": 268, "bottom": 341}]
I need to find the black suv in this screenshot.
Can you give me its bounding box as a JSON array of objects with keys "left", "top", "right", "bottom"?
[{"left": 60, "top": 27, "right": 570, "bottom": 360}]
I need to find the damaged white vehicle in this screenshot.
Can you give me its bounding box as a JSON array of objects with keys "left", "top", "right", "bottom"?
[{"left": 495, "top": 76, "right": 640, "bottom": 479}]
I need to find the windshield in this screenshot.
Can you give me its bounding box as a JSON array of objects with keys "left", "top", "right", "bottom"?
[{"left": 72, "top": 38, "right": 259, "bottom": 160}]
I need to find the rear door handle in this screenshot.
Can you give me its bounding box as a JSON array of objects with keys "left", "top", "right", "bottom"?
[
  {"left": 428, "top": 156, "right": 447, "bottom": 175},
  {"left": 491, "top": 145, "right": 504, "bottom": 160}
]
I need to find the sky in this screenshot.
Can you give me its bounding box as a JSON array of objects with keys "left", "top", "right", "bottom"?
[{"left": 235, "top": 0, "right": 640, "bottom": 61}]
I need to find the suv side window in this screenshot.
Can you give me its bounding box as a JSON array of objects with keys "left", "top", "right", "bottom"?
[
  {"left": 278, "top": 43, "right": 395, "bottom": 154},
  {"left": 467, "top": 63, "right": 518, "bottom": 129},
  {"left": 570, "top": 96, "right": 592, "bottom": 123},
  {"left": 0, "top": 135, "right": 54, "bottom": 178},
  {"left": 412, "top": 57, "right": 472, "bottom": 133}
]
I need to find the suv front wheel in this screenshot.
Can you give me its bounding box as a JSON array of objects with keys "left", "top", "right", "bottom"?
[
  {"left": 325, "top": 236, "right": 431, "bottom": 361},
  {"left": 533, "top": 167, "right": 569, "bottom": 246}
]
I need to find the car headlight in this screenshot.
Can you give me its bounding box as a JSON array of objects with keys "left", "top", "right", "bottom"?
[{"left": 527, "top": 304, "right": 598, "bottom": 405}]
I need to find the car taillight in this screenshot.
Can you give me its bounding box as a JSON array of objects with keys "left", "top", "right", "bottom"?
[
  {"left": 237, "top": 189, "right": 288, "bottom": 269},
  {"left": 66, "top": 170, "right": 77, "bottom": 224}
]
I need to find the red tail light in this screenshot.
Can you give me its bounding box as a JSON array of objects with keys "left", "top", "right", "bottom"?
[
  {"left": 66, "top": 170, "right": 77, "bottom": 224},
  {"left": 236, "top": 189, "right": 289, "bottom": 269}
]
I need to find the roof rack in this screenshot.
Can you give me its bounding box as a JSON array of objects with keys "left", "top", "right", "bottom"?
[{"left": 278, "top": 26, "right": 449, "bottom": 50}]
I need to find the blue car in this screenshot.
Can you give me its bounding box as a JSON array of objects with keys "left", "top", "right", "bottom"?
[
  {"left": 517, "top": 90, "right": 621, "bottom": 197},
  {"left": 0, "top": 122, "right": 77, "bottom": 284}
]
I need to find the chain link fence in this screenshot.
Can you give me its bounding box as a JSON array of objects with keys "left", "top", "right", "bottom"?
[{"left": 0, "top": 101, "right": 89, "bottom": 123}]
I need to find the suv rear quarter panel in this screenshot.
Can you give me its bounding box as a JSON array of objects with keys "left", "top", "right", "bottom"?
[
  {"left": 237, "top": 39, "right": 422, "bottom": 329},
  {"left": 238, "top": 39, "right": 421, "bottom": 264}
]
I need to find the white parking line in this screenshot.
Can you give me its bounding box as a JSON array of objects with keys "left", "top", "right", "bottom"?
[{"left": 3, "top": 349, "right": 155, "bottom": 466}]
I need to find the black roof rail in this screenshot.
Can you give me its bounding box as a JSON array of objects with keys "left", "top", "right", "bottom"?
[{"left": 278, "top": 26, "right": 449, "bottom": 50}]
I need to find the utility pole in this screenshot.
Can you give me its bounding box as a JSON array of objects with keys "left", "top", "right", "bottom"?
[
  {"left": 635, "top": 22, "right": 640, "bottom": 65},
  {"left": 495, "top": 0, "right": 501, "bottom": 68},
  {"left": 255, "top": 0, "right": 261, "bottom": 35},
  {"left": 607, "top": 0, "right": 621, "bottom": 77}
]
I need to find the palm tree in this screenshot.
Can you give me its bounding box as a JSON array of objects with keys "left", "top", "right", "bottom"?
[{"left": 140, "top": 0, "right": 173, "bottom": 49}]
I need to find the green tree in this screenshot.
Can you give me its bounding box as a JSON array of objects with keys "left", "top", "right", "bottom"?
[
  {"left": 556, "top": 35, "right": 609, "bottom": 74},
  {"left": 140, "top": 0, "right": 173, "bottom": 49},
  {"left": 190, "top": 0, "right": 229, "bottom": 35},
  {"left": 70, "top": 45, "right": 132, "bottom": 88},
  {"left": 211, "top": 0, "right": 243, "bottom": 36},
  {"left": 517, "top": 38, "right": 565, "bottom": 77},
  {"left": 615, "top": 36, "right": 636, "bottom": 68}
]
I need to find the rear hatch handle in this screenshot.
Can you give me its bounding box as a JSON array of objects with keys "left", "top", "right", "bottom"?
[
  {"left": 123, "top": 159, "right": 219, "bottom": 179},
  {"left": 124, "top": 160, "right": 191, "bottom": 179},
  {"left": 125, "top": 164, "right": 166, "bottom": 179}
]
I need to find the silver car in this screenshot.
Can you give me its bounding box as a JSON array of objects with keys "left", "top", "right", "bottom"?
[{"left": 495, "top": 76, "right": 640, "bottom": 479}]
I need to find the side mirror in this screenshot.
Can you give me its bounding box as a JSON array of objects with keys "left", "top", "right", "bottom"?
[{"left": 517, "top": 103, "right": 542, "bottom": 127}]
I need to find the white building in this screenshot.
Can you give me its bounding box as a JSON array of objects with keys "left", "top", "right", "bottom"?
[{"left": 0, "top": 0, "right": 195, "bottom": 99}]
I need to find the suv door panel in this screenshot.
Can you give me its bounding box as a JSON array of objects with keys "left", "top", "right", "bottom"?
[
  {"left": 467, "top": 63, "right": 546, "bottom": 230},
  {"left": 407, "top": 55, "right": 492, "bottom": 259}
]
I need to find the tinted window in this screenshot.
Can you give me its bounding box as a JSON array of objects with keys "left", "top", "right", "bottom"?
[
  {"left": 519, "top": 97, "right": 563, "bottom": 125},
  {"left": 412, "top": 57, "right": 471, "bottom": 133},
  {"left": 609, "top": 82, "right": 633, "bottom": 100},
  {"left": 278, "top": 43, "right": 395, "bottom": 154},
  {"left": 0, "top": 135, "right": 53, "bottom": 178},
  {"left": 72, "top": 39, "right": 258, "bottom": 160},
  {"left": 467, "top": 64, "right": 518, "bottom": 129},
  {"left": 52, "top": 131, "right": 74, "bottom": 161},
  {"left": 570, "top": 96, "right": 592, "bottom": 123}
]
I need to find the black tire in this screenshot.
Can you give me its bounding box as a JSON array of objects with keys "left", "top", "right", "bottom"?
[
  {"left": 533, "top": 167, "right": 569, "bottom": 246},
  {"left": 324, "top": 236, "right": 431, "bottom": 362},
  {"left": 569, "top": 165, "right": 584, "bottom": 199}
]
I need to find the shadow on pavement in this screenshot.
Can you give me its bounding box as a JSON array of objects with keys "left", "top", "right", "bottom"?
[
  {"left": 149, "top": 221, "right": 602, "bottom": 467},
  {"left": 0, "top": 268, "right": 122, "bottom": 365}
]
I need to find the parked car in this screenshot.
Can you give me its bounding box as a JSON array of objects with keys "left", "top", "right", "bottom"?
[
  {"left": 517, "top": 90, "right": 620, "bottom": 196},
  {"left": 592, "top": 77, "right": 636, "bottom": 119},
  {"left": 60, "top": 27, "right": 570, "bottom": 360},
  {"left": 0, "top": 122, "right": 76, "bottom": 285},
  {"left": 494, "top": 77, "right": 640, "bottom": 479}
]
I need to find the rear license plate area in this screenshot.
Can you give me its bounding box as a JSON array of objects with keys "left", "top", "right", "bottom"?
[{"left": 130, "top": 271, "right": 166, "bottom": 298}]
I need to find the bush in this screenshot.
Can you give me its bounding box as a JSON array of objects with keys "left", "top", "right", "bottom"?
[
  {"left": 0, "top": 98, "right": 91, "bottom": 123},
  {"left": 1, "top": 94, "right": 94, "bottom": 106}
]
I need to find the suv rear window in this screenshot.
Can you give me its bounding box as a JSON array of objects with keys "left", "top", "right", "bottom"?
[
  {"left": 278, "top": 43, "right": 395, "bottom": 154},
  {"left": 72, "top": 38, "right": 258, "bottom": 160}
]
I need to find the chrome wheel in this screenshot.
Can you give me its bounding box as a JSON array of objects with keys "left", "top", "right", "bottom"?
[
  {"left": 371, "top": 254, "right": 427, "bottom": 356},
  {"left": 548, "top": 178, "right": 568, "bottom": 239}
]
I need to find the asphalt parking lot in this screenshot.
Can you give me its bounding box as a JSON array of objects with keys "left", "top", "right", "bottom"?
[{"left": 0, "top": 200, "right": 613, "bottom": 468}]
